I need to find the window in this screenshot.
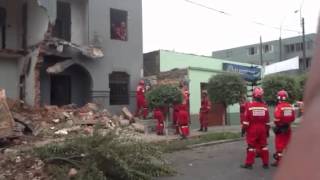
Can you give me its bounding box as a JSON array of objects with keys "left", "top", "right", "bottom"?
[
  {"left": 248, "top": 47, "right": 257, "bottom": 55},
  {"left": 307, "top": 40, "right": 313, "bottom": 49},
  {"left": 263, "top": 44, "right": 272, "bottom": 53},
  {"left": 0, "top": 7, "right": 6, "bottom": 49},
  {"left": 109, "top": 72, "right": 129, "bottom": 105},
  {"left": 285, "top": 44, "right": 295, "bottom": 53},
  {"left": 295, "top": 43, "right": 302, "bottom": 52},
  {"left": 53, "top": 1, "right": 71, "bottom": 41},
  {"left": 226, "top": 50, "right": 232, "bottom": 57},
  {"left": 110, "top": 8, "right": 128, "bottom": 41}
]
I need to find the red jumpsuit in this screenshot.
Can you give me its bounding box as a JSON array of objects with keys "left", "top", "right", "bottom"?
[
  {"left": 181, "top": 87, "right": 190, "bottom": 113},
  {"left": 243, "top": 101, "right": 270, "bottom": 166},
  {"left": 199, "top": 96, "right": 211, "bottom": 131},
  {"left": 154, "top": 108, "right": 165, "bottom": 135},
  {"left": 177, "top": 106, "right": 190, "bottom": 138},
  {"left": 173, "top": 104, "right": 180, "bottom": 134},
  {"left": 273, "top": 102, "right": 295, "bottom": 165},
  {"left": 135, "top": 84, "right": 145, "bottom": 117}
]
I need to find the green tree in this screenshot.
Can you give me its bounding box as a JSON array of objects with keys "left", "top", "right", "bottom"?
[
  {"left": 262, "top": 74, "right": 298, "bottom": 105},
  {"left": 296, "top": 73, "right": 307, "bottom": 101},
  {"left": 207, "top": 73, "right": 247, "bottom": 124},
  {"left": 146, "top": 85, "right": 183, "bottom": 109}
]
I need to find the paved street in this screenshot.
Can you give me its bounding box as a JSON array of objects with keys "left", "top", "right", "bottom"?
[{"left": 159, "top": 140, "right": 276, "bottom": 180}]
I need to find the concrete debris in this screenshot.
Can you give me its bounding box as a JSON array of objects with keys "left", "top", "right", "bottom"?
[
  {"left": 68, "top": 168, "right": 78, "bottom": 177},
  {"left": 119, "top": 119, "right": 130, "bottom": 127},
  {"left": 0, "top": 89, "right": 15, "bottom": 139},
  {"left": 52, "top": 119, "right": 60, "bottom": 124},
  {"left": 45, "top": 38, "right": 104, "bottom": 59},
  {"left": 54, "top": 129, "right": 68, "bottom": 135},
  {"left": 131, "top": 123, "right": 145, "bottom": 134},
  {"left": 122, "top": 107, "right": 134, "bottom": 122},
  {"left": 46, "top": 59, "right": 76, "bottom": 74},
  {"left": 0, "top": 93, "right": 141, "bottom": 148},
  {"left": 54, "top": 126, "right": 81, "bottom": 135}
]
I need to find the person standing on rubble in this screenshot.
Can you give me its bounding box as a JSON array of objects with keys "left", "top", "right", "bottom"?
[
  {"left": 135, "top": 80, "right": 146, "bottom": 118},
  {"left": 177, "top": 105, "right": 190, "bottom": 139},
  {"left": 199, "top": 90, "right": 211, "bottom": 132},
  {"left": 154, "top": 107, "right": 165, "bottom": 135}
]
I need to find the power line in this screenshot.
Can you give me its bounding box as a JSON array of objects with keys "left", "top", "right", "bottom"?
[{"left": 184, "top": 0, "right": 301, "bottom": 34}]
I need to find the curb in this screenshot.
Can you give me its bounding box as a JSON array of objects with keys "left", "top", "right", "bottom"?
[{"left": 187, "top": 138, "right": 244, "bottom": 149}]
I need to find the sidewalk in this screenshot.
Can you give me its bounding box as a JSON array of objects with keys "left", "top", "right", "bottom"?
[{"left": 140, "top": 125, "right": 241, "bottom": 143}]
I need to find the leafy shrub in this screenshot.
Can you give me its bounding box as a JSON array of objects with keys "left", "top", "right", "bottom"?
[
  {"left": 262, "top": 75, "right": 298, "bottom": 105},
  {"left": 146, "top": 85, "right": 183, "bottom": 109},
  {"left": 208, "top": 73, "right": 247, "bottom": 107},
  {"left": 34, "top": 130, "right": 175, "bottom": 180}
]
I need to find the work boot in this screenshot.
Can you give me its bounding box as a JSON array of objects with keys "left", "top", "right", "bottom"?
[
  {"left": 262, "top": 164, "right": 269, "bottom": 169},
  {"left": 204, "top": 127, "right": 208, "bottom": 132},
  {"left": 198, "top": 128, "right": 203, "bottom": 132},
  {"left": 240, "top": 164, "right": 253, "bottom": 169}
]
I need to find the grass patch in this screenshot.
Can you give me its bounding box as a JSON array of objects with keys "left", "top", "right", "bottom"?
[
  {"left": 33, "top": 130, "right": 175, "bottom": 180},
  {"left": 158, "top": 132, "right": 241, "bottom": 153}
]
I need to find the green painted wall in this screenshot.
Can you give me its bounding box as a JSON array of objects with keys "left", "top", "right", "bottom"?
[
  {"left": 159, "top": 50, "right": 257, "bottom": 117},
  {"left": 159, "top": 50, "right": 252, "bottom": 72},
  {"left": 188, "top": 68, "right": 218, "bottom": 114}
]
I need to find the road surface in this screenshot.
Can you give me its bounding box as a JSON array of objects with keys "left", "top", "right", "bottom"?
[{"left": 159, "top": 140, "right": 276, "bottom": 180}]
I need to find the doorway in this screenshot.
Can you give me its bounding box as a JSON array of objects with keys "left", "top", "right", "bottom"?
[
  {"left": 50, "top": 75, "right": 71, "bottom": 106},
  {"left": 200, "top": 83, "right": 225, "bottom": 126}
]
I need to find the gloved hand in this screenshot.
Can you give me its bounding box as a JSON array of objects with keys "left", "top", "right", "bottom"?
[
  {"left": 266, "top": 125, "right": 270, "bottom": 138},
  {"left": 241, "top": 127, "right": 246, "bottom": 137}
]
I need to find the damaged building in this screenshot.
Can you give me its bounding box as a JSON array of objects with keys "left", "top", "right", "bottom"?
[{"left": 0, "top": 0, "right": 143, "bottom": 112}]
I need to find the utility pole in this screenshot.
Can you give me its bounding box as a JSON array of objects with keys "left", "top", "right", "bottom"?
[
  {"left": 301, "top": 17, "right": 307, "bottom": 70},
  {"left": 279, "top": 37, "right": 282, "bottom": 61},
  {"left": 259, "top": 36, "right": 263, "bottom": 66}
]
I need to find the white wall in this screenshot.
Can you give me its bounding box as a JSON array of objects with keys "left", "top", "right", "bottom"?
[
  {"left": 0, "top": 58, "right": 19, "bottom": 99},
  {"left": 83, "top": 0, "right": 143, "bottom": 111},
  {"left": 24, "top": 49, "right": 40, "bottom": 106},
  {"left": 0, "top": 0, "right": 23, "bottom": 49},
  {"left": 58, "top": 0, "right": 88, "bottom": 45},
  {"left": 27, "top": 0, "right": 50, "bottom": 47}
]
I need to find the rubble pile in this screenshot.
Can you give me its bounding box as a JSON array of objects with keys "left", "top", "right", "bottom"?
[
  {"left": 0, "top": 150, "right": 48, "bottom": 180},
  {"left": 1, "top": 98, "right": 147, "bottom": 147}
]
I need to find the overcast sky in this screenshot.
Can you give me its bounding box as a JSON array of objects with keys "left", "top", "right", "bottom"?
[{"left": 142, "top": 0, "right": 320, "bottom": 56}]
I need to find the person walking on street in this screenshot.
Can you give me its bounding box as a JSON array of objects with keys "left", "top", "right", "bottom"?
[
  {"left": 272, "top": 90, "right": 295, "bottom": 167},
  {"left": 241, "top": 87, "right": 270, "bottom": 169}
]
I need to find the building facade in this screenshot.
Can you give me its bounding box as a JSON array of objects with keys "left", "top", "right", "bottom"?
[
  {"left": 144, "top": 50, "right": 261, "bottom": 125},
  {"left": 212, "top": 34, "right": 316, "bottom": 71},
  {"left": 0, "top": 0, "right": 143, "bottom": 113}
]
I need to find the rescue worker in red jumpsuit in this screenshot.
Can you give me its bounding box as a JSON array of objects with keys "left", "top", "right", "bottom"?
[
  {"left": 271, "top": 90, "right": 295, "bottom": 167},
  {"left": 199, "top": 91, "right": 211, "bottom": 132},
  {"left": 135, "top": 80, "right": 145, "bottom": 118},
  {"left": 142, "top": 85, "right": 150, "bottom": 119},
  {"left": 177, "top": 105, "right": 190, "bottom": 139},
  {"left": 154, "top": 107, "right": 165, "bottom": 135},
  {"left": 240, "top": 97, "right": 262, "bottom": 158},
  {"left": 241, "top": 87, "right": 270, "bottom": 169},
  {"left": 173, "top": 104, "right": 180, "bottom": 134}
]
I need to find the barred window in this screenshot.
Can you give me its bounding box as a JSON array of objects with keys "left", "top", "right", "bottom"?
[{"left": 109, "top": 72, "right": 129, "bottom": 105}]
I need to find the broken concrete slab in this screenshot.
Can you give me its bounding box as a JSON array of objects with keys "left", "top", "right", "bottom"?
[
  {"left": 12, "top": 112, "right": 43, "bottom": 136},
  {"left": 46, "top": 59, "right": 76, "bottom": 74},
  {"left": 131, "top": 123, "right": 145, "bottom": 134},
  {"left": 0, "top": 89, "right": 15, "bottom": 138},
  {"left": 54, "top": 126, "right": 81, "bottom": 135},
  {"left": 119, "top": 119, "right": 130, "bottom": 127},
  {"left": 122, "top": 107, "right": 133, "bottom": 122}
]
